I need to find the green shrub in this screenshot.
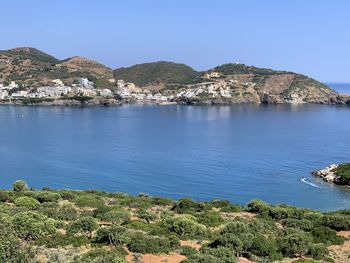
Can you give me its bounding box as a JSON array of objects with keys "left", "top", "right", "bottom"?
[
  {"left": 96, "top": 209, "right": 130, "bottom": 224},
  {"left": 34, "top": 191, "right": 61, "bottom": 203},
  {"left": 67, "top": 216, "right": 99, "bottom": 238},
  {"left": 95, "top": 225, "right": 128, "bottom": 246},
  {"left": 73, "top": 195, "right": 104, "bottom": 208},
  {"left": 200, "top": 246, "right": 237, "bottom": 263},
  {"left": 124, "top": 220, "right": 170, "bottom": 236},
  {"left": 307, "top": 243, "right": 329, "bottom": 260},
  {"left": 14, "top": 196, "right": 40, "bottom": 209},
  {"left": 57, "top": 203, "right": 79, "bottom": 221},
  {"left": 172, "top": 198, "right": 208, "bottom": 214},
  {"left": 162, "top": 215, "right": 208, "bottom": 239},
  {"left": 278, "top": 229, "right": 313, "bottom": 257},
  {"left": 322, "top": 215, "right": 350, "bottom": 231},
  {"left": 250, "top": 234, "right": 282, "bottom": 260},
  {"left": 127, "top": 232, "right": 180, "bottom": 254},
  {"left": 34, "top": 233, "right": 89, "bottom": 247},
  {"left": 12, "top": 212, "right": 58, "bottom": 240},
  {"left": 311, "top": 226, "right": 344, "bottom": 245},
  {"left": 183, "top": 254, "right": 221, "bottom": 263},
  {"left": 280, "top": 218, "right": 313, "bottom": 231},
  {"left": 75, "top": 248, "right": 127, "bottom": 263},
  {"left": 180, "top": 246, "right": 198, "bottom": 257},
  {"left": 197, "top": 211, "right": 224, "bottom": 227}
]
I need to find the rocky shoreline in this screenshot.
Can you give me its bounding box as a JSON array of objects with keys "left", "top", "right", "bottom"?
[
  {"left": 312, "top": 163, "right": 350, "bottom": 185},
  {"left": 0, "top": 93, "right": 350, "bottom": 107}
]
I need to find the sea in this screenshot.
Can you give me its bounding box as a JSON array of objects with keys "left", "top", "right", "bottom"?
[{"left": 1, "top": 103, "right": 350, "bottom": 211}]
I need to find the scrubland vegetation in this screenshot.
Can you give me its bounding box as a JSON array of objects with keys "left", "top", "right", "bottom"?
[{"left": 0, "top": 180, "right": 349, "bottom": 263}]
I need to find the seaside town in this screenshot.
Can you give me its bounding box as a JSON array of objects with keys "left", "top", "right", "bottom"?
[{"left": 0, "top": 72, "right": 241, "bottom": 104}]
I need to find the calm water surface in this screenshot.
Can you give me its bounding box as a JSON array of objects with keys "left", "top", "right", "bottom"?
[{"left": 1, "top": 104, "right": 350, "bottom": 211}]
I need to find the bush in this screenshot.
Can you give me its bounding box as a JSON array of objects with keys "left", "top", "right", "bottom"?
[
  {"left": 96, "top": 209, "right": 130, "bottom": 224},
  {"left": 67, "top": 217, "right": 99, "bottom": 238},
  {"left": 280, "top": 218, "right": 313, "bottom": 231},
  {"left": 75, "top": 248, "right": 127, "bottom": 263},
  {"left": 73, "top": 195, "right": 104, "bottom": 208},
  {"left": 0, "top": 191, "right": 11, "bottom": 202},
  {"left": 172, "top": 198, "right": 207, "bottom": 214},
  {"left": 34, "top": 191, "right": 61, "bottom": 203},
  {"left": 163, "top": 215, "right": 208, "bottom": 239},
  {"left": 278, "top": 229, "right": 313, "bottom": 257},
  {"left": 12, "top": 180, "right": 29, "bottom": 192},
  {"left": 124, "top": 220, "right": 170, "bottom": 236},
  {"left": 322, "top": 215, "right": 350, "bottom": 231},
  {"left": 311, "top": 226, "right": 344, "bottom": 245},
  {"left": 12, "top": 212, "right": 58, "bottom": 240},
  {"left": 95, "top": 225, "right": 128, "bottom": 246},
  {"left": 183, "top": 254, "right": 221, "bottom": 263},
  {"left": 250, "top": 234, "right": 282, "bottom": 260},
  {"left": 200, "top": 246, "right": 237, "bottom": 263},
  {"left": 57, "top": 203, "right": 79, "bottom": 221},
  {"left": 307, "top": 243, "right": 329, "bottom": 260},
  {"left": 127, "top": 232, "right": 180, "bottom": 254},
  {"left": 34, "top": 233, "right": 89, "bottom": 247},
  {"left": 14, "top": 196, "right": 40, "bottom": 209},
  {"left": 197, "top": 211, "right": 224, "bottom": 227},
  {"left": 180, "top": 246, "right": 198, "bottom": 257}
]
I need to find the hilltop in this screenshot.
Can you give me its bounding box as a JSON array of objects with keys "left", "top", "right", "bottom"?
[
  {"left": 0, "top": 47, "right": 348, "bottom": 105},
  {"left": 113, "top": 61, "right": 198, "bottom": 86}
]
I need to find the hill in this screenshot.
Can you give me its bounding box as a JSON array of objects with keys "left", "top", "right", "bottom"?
[
  {"left": 113, "top": 61, "right": 198, "bottom": 86},
  {"left": 0, "top": 48, "right": 114, "bottom": 88},
  {"left": 1, "top": 180, "right": 349, "bottom": 263}
]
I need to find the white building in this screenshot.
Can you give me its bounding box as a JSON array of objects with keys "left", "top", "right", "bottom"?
[
  {"left": 99, "top": 89, "right": 113, "bottom": 97},
  {"left": 11, "top": 90, "right": 28, "bottom": 98},
  {"left": 0, "top": 90, "right": 8, "bottom": 99},
  {"left": 79, "top": 78, "right": 94, "bottom": 89}
]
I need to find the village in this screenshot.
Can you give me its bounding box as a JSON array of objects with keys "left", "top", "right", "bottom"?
[{"left": 0, "top": 71, "right": 244, "bottom": 104}]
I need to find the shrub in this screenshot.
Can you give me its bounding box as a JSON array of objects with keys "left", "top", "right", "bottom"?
[
  {"left": 163, "top": 215, "right": 208, "bottom": 239},
  {"left": 127, "top": 232, "right": 180, "bottom": 254},
  {"left": 124, "top": 220, "right": 170, "bottom": 236},
  {"left": 322, "top": 215, "right": 350, "bottom": 231},
  {"left": 12, "top": 212, "right": 58, "bottom": 240},
  {"left": 73, "top": 195, "right": 104, "bottom": 208},
  {"left": 200, "top": 246, "right": 237, "bottom": 263},
  {"left": 307, "top": 243, "right": 329, "bottom": 260},
  {"left": 311, "top": 226, "right": 344, "bottom": 245},
  {"left": 278, "top": 229, "right": 313, "bottom": 257},
  {"left": 75, "top": 248, "right": 127, "bottom": 263},
  {"left": 137, "top": 209, "right": 156, "bottom": 223},
  {"left": 97, "top": 209, "right": 130, "bottom": 224},
  {"left": 197, "top": 211, "right": 224, "bottom": 227},
  {"left": 180, "top": 246, "right": 198, "bottom": 257},
  {"left": 14, "top": 196, "right": 40, "bottom": 209},
  {"left": 67, "top": 216, "right": 99, "bottom": 238},
  {"left": 183, "top": 254, "right": 221, "bottom": 263},
  {"left": 34, "top": 191, "right": 61, "bottom": 203},
  {"left": 57, "top": 203, "right": 79, "bottom": 221},
  {"left": 95, "top": 225, "right": 128, "bottom": 246},
  {"left": 172, "top": 198, "right": 207, "bottom": 214},
  {"left": 34, "top": 233, "right": 89, "bottom": 247},
  {"left": 0, "top": 191, "right": 11, "bottom": 202},
  {"left": 250, "top": 234, "right": 282, "bottom": 260},
  {"left": 280, "top": 218, "right": 313, "bottom": 231},
  {"left": 12, "top": 180, "right": 29, "bottom": 192}
]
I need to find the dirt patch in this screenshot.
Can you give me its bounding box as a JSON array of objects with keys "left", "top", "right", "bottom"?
[
  {"left": 221, "top": 212, "right": 256, "bottom": 220},
  {"left": 238, "top": 257, "right": 255, "bottom": 263},
  {"left": 180, "top": 240, "right": 202, "bottom": 251}
]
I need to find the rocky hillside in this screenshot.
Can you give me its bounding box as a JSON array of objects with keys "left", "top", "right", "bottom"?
[
  {"left": 0, "top": 47, "right": 113, "bottom": 88},
  {"left": 0, "top": 47, "right": 343, "bottom": 104}
]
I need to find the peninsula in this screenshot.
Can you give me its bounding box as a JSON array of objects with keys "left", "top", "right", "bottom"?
[
  {"left": 1, "top": 47, "right": 349, "bottom": 106},
  {"left": 312, "top": 163, "right": 350, "bottom": 186}
]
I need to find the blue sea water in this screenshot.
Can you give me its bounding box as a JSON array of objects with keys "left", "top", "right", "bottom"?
[
  {"left": 0, "top": 104, "right": 350, "bottom": 211},
  {"left": 327, "top": 83, "right": 350, "bottom": 94}
]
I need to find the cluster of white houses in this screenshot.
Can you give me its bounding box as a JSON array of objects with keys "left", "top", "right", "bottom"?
[{"left": 0, "top": 78, "right": 114, "bottom": 100}]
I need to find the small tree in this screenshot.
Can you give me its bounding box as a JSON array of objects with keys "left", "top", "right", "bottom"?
[
  {"left": 96, "top": 225, "right": 127, "bottom": 246},
  {"left": 67, "top": 216, "right": 99, "bottom": 238},
  {"left": 137, "top": 209, "right": 156, "bottom": 223},
  {"left": 12, "top": 180, "right": 29, "bottom": 192}
]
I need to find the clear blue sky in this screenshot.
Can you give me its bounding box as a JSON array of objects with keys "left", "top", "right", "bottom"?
[{"left": 1, "top": 0, "right": 349, "bottom": 82}]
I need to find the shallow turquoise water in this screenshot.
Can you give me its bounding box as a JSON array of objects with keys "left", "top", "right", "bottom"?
[{"left": 1, "top": 104, "right": 350, "bottom": 211}]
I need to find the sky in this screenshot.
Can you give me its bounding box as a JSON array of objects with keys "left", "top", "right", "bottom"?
[{"left": 1, "top": 0, "right": 350, "bottom": 82}]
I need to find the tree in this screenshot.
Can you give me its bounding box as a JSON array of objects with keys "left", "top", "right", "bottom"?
[
  {"left": 67, "top": 216, "right": 99, "bottom": 238},
  {"left": 96, "top": 225, "right": 127, "bottom": 246},
  {"left": 12, "top": 180, "right": 29, "bottom": 192},
  {"left": 162, "top": 215, "right": 207, "bottom": 239},
  {"left": 278, "top": 229, "right": 313, "bottom": 257},
  {"left": 137, "top": 209, "right": 156, "bottom": 223},
  {"left": 12, "top": 212, "right": 57, "bottom": 240}
]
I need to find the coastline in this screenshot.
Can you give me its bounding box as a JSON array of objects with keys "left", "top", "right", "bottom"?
[{"left": 1, "top": 93, "right": 350, "bottom": 107}]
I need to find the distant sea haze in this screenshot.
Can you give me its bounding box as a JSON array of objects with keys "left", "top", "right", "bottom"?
[{"left": 326, "top": 83, "right": 350, "bottom": 93}]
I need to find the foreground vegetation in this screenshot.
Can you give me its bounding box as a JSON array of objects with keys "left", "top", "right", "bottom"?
[{"left": 1, "top": 180, "right": 349, "bottom": 263}]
